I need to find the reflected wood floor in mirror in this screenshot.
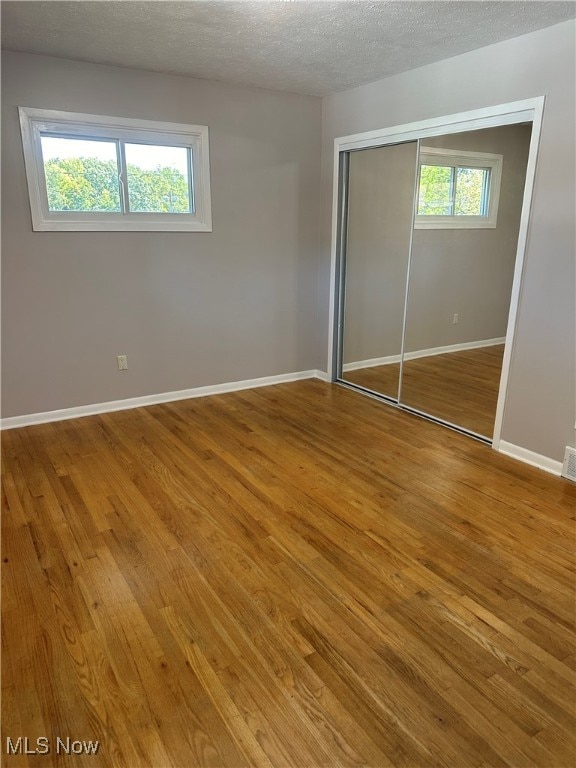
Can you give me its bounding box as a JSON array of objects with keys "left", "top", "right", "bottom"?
[
  {"left": 345, "top": 344, "right": 505, "bottom": 437},
  {"left": 2, "top": 380, "right": 575, "bottom": 768}
]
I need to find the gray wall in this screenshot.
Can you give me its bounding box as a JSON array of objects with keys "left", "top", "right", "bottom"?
[
  {"left": 1, "top": 51, "right": 321, "bottom": 417},
  {"left": 343, "top": 142, "right": 417, "bottom": 364},
  {"left": 2, "top": 22, "right": 575, "bottom": 466},
  {"left": 405, "top": 124, "right": 532, "bottom": 353},
  {"left": 320, "top": 20, "right": 576, "bottom": 462},
  {"left": 342, "top": 125, "right": 531, "bottom": 365}
]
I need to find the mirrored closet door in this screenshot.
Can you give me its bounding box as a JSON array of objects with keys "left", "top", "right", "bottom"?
[
  {"left": 339, "top": 141, "right": 417, "bottom": 401},
  {"left": 335, "top": 119, "right": 533, "bottom": 442}
]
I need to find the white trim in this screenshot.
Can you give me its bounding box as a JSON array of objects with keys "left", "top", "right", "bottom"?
[
  {"left": 343, "top": 354, "right": 402, "bottom": 372},
  {"left": 343, "top": 337, "right": 505, "bottom": 372},
  {"left": 335, "top": 101, "right": 537, "bottom": 152},
  {"left": 498, "top": 441, "right": 562, "bottom": 476},
  {"left": 0, "top": 370, "right": 326, "bottom": 430},
  {"left": 18, "top": 107, "right": 212, "bottom": 232},
  {"left": 328, "top": 96, "right": 546, "bottom": 450},
  {"left": 491, "top": 101, "right": 544, "bottom": 448}
]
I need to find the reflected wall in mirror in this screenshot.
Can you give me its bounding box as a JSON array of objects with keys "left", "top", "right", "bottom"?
[
  {"left": 400, "top": 124, "right": 532, "bottom": 437},
  {"left": 341, "top": 141, "right": 417, "bottom": 400}
]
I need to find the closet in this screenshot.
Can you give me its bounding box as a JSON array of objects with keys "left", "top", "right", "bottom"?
[{"left": 334, "top": 116, "right": 535, "bottom": 442}]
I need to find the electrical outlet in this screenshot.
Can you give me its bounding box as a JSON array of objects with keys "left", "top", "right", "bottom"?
[
  {"left": 117, "top": 355, "right": 128, "bottom": 371},
  {"left": 452, "top": 313, "right": 459, "bottom": 324}
]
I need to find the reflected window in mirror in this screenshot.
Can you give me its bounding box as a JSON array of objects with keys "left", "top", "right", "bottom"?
[{"left": 415, "top": 147, "right": 502, "bottom": 230}]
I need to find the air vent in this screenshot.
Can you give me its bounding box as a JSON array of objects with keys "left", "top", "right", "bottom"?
[{"left": 561, "top": 446, "right": 576, "bottom": 482}]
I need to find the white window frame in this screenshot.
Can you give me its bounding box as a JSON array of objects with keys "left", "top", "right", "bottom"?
[
  {"left": 414, "top": 146, "right": 502, "bottom": 230},
  {"left": 18, "top": 107, "right": 212, "bottom": 232}
]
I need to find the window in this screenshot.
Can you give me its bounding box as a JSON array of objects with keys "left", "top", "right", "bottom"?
[
  {"left": 19, "top": 107, "right": 211, "bottom": 232},
  {"left": 415, "top": 147, "right": 502, "bottom": 229}
]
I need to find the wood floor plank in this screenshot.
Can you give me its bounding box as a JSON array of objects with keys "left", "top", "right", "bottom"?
[
  {"left": 2, "top": 380, "right": 575, "bottom": 767},
  {"left": 344, "top": 344, "right": 504, "bottom": 437}
]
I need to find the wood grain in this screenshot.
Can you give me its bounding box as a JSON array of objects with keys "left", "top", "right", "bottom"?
[
  {"left": 344, "top": 344, "right": 505, "bottom": 437},
  {"left": 2, "top": 380, "right": 575, "bottom": 767}
]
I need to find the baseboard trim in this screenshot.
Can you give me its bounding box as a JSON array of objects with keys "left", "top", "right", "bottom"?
[
  {"left": 343, "top": 354, "right": 401, "bottom": 372},
  {"left": 343, "top": 337, "right": 506, "bottom": 372},
  {"left": 3, "top": 373, "right": 566, "bottom": 480},
  {"left": 497, "top": 440, "right": 563, "bottom": 476},
  {"left": 1, "top": 370, "right": 328, "bottom": 430}
]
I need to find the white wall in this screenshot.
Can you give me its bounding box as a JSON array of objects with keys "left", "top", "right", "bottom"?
[
  {"left": 1, "top": 51, "right": 321, "bottom": 417},
  {"left": 320, "top": 20, "right": 576, "bottom": 463}
]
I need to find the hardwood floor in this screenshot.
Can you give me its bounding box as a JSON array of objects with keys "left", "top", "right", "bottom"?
[
  {"left": 344, "top": 345, "right": 505, "bottom": 437},
  {"left": 2, "top": 380, "right": 575, "bottom": 767}
]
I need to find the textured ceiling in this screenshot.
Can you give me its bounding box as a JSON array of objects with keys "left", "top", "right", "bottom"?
[{"left": 2, "top": 1, "right": 575, "bottom": 96}]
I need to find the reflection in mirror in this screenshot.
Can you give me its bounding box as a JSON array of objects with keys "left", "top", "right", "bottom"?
[
  {"left": 340, "top": 142, "right": 417, "bottom": 400},
  {"left": 400, "top": 123, "right": 532, "bottom": 437}
]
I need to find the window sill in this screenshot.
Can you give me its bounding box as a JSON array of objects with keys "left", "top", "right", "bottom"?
[
  {"left": 31, "top": 217, "right": 212, "bottom": 233},
  {"left": 414, "top": 217, "right": 497, "bottom": 230}
]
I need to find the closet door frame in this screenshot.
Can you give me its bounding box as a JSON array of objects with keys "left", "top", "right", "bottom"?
[{"left": 327, "top": 97, "right": 545, "bottom": 449}]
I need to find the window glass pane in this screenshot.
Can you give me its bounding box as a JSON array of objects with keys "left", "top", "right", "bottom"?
[
  {"left": 125, "top": 144, "right": 192, "bottom": 213},
  {"left": 41, "top": 136, "right": 121, "bottom": 212},
  {"left": 418, "top": 164, "right": 453, "bottom": 215},
  {"left": 455, "top": 167, "right": 487, "bottom": 215}
]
